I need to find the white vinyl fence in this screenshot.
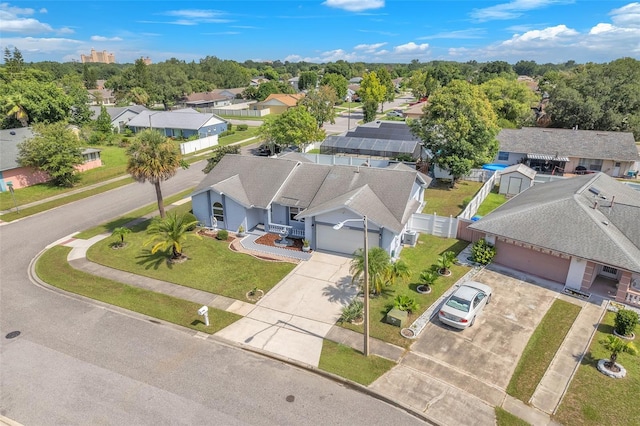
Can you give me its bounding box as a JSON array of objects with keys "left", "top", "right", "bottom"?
[
  {"left": 409, "top": 212, "right": 458, "bottom": 238},
  {"left": 180, "top": 134, "right": 218, "bottom": 155},
  {"left": 458, "top": 171, "right": 499, "bottom": 220}
]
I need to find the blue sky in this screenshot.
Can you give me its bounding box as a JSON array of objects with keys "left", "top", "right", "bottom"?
[{"left": 1, "top": 1, "right": 639, "bottom": 64}]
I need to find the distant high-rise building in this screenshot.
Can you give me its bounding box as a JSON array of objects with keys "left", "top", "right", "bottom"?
[
  {"left": 81, "top": 48, "right": 115, "bottom": 64},
  {"left": 141, "top": 56, "right": 152, "bottom": 65}
]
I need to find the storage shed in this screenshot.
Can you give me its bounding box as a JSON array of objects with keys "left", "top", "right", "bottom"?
[{"left": 498, "top": 164, "right": 536, "bottom": 196}]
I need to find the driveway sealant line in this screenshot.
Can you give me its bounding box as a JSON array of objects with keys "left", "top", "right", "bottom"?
[{"left": 28, "top": 244, "right": 441, "bottom": 426}]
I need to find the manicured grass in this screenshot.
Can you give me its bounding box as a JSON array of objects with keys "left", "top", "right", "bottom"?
[
  {"left": 495, "top": 407, "right": 531, "bottom": 426},
  {"left": 554, "top": 312, "right": 640, "bottom": 426},
  {"left": 341, "top": 234, "right": 470, "bottom": 348},
  {"left": 86, "top": 218, "right": 296, "bottom": 301},
  {"left": 476, "top": 189, "right": 508, "bottom": 216},
  {"left": 218, "top": 126, "right": 261, "bottom": 145},
  {"left": 77, "top": 146, "right": 129, "bottom": 184},
  {"left": 507, "top": 299, "right": 582, "bottom": 402},
  {"left": 0, "top": 177, "right": 134, "bottom": 222},
  {"left": 318, "top": 340, "right": 395, "bottom": 386},
  {"left": 37, "top": 246, "right": 242, "bottom": 333},
  {"left": 423, "top": 180, "right": 483, "bottom": 217},
  {"left": 74, "top": 189, "right": 195, "bottom": 239}
]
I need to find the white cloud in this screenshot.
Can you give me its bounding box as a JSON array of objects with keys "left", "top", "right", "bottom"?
[
  {"left": 470, "top": 0, "right": 572, "bottom": 22},
  {"left": 394, "top": 42, "right": 429, "bottom": 54},
  {"left": 609, "top": 2, "right": 640, "bottom": 27},
  {"left": 322, "top": 0, "right": 385, "bottom": 12},
  {"left": 160, "top": 9, "right": 231, "bottom": 24},
  {"left": 353, "top": 42, "right": 386, "bottom": 52},
  {"left": 419, "top": 29, "right": 486, "bottom": 40},
  {"left": 0, "top": 3, "right": 71, "bottom": 34},
  {"left": 91, "top": 35, "right": 123, "bottom": 42},
  {"left": 503, "top": 24, "right": 578, "bottom": 43}
]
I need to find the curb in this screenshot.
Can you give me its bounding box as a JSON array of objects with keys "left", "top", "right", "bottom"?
[{"left": 27, "top": 244, "right": 441, "bottom": 426}]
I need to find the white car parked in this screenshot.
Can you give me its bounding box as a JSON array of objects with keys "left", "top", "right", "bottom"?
[
  {"left": 438, "top": 281, "right": 492, "bottom": 329},
  {"left": 386, "top": 110, "right": 404, "bottom": 117}
]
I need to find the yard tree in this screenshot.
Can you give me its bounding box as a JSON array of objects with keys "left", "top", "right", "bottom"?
[
  {"left": 144, "top": 212, "right": 201, "bottom": 260},
  {"left": 409, "top": 80, "right": 500, "bottom": 187},
  {"left": 17, "top": 122, "right": 85, "bottom": 187},
  {"left": 298, "top": 85, "right": 338, "bottom": 128},
  {"left": 258, "top": 106, "right": 325, "bottom": 152},
  {"left": 480, "top": 77, "right": 538, "bottom": 128},
  {"left": 298, "top": 71, "right": 318, "bottom": 91},
  {"left": 320, "top": 72, "right": 348, "bottom": 101},
  {"left": 255, "top": 80, "right": 295, "bottom": 101},
  {"left": 406, "top": 70, "right": 428, "bottom": 100},
  {"left": 126, "top": 129, "right": 187, "bottom": 218},
  {"left": 1, "top": 79, "right": 71, "bottom": 126},
  {"left": 350, "top": 247, "right": 392, "bottom": 295},
  {"left": 61, "top": 73, "right": 92, "bottom": 125},
  {"left": 203, "top": 145, "right": 240, "bottom": 174},
  {"left": 359, "top": 71, "right": 387, "bottom": 113},
  {"left": 375, "top": 67, "right": 396, "bottom": 111},
  {"left": 150, "top": 60, "right": 192, "bottom": 110}
]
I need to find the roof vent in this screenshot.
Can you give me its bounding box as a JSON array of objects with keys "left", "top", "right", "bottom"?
[
  {"left": 9, "top": 131, "right": 16, "bottom": 135},
  {"left": 602, "top": 220, "right": 609, "bottom": 226},
  {"left": 588, "top": 187, "right": 601, "bottom": 196}
]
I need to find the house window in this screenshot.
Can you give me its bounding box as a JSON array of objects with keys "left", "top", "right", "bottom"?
[
  {"left": 498, "top": 151, "right": 509, "bottom": 161},
  {"left": 578, "top": 158, "right": 603, "bottom": 171},
  {"left": 289, "top": 206, "right": 304, "bottom": 222},
  {"left": 602, "top": 266, "right": 618, "bottom": 275},
  {"left": 212, "top": 202, "right": 224, "bottom": 222}
]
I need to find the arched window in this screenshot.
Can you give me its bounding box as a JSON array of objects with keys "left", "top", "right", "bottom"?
[{"left": 212, "top": 202, "right": 224, "bottom": 222}]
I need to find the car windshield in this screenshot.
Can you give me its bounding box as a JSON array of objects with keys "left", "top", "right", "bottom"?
[{"left": 445, "top": 296, "right": 471, "bottom": 312}]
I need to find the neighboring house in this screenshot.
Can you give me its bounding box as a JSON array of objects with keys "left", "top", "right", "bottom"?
[
  {"left": 349, "top": 77, "right": 363, "bottom": 84},
  {"left": 320, "top": 121, "right": 426, "bottom": 160},
  {"left": 88, "top": 88, "right": 116, "bottom": 106},
  {"left": 212, "top": 88, "right": 245, "bottom": 100},
  {"left": 126, "top": 108, "right": 227, "bottom": 138},
  {"left": 498, "top": 164, "right": 536, "bottom": 197},
  {"left": 250, "top": 77, "right": 269, "bottom": 86},
  {"left": 287, "top": 77, "right": 300, "bottom": 90},
  {"left": 495, "top": 127, "right": 639, "bottom": 177},
  {"left": 181, "top": 92, "right": 232, "bottom": 109},
  {"left": 254, "top": 93, "right": 304, "bottom": 114},
  {"left": 0, "top": 127, "right": 102, "bottom": 192},
  {"left": 191, "top": 154, "right": 431, "bottom": 257},
  {"left": 90, "top": 105, "right": 149, "bottom": 133},
  {"left": 468, "top": 172, "right": 640, "bottom": 306},
  {"left": 404, "top": 101, "right": 427, "bottom": 120}
]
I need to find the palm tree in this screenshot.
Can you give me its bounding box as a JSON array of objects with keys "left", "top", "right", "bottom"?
[
  {"left": 382, "top": 259, "right": 411, "bottom": 290},
  {"left": 111, "top": 227, "right": 131, "bottom": 247},
  {"left": 145, "top": 212, "right": 201, "bottom": 259},
  {"left": 436, "top": 251, "right": 457, "bottom": 275},
  {"left": 600, "top": 335, "right": 638, "bottom": 370},
  {"left": 126, "top": 129, "right": 185, "bottom": 218},
  {"left": 3, "top": 93, "right": 29, "bottom": 127},
  {"left": 419, "top": 269, "right": 439, "bottom": 292},
  {"left": 350, "top": 247, "right": 391, "bottom": 295}
]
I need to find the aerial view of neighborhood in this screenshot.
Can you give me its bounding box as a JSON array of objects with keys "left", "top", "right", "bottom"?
[{"left": 1, "top": 1, "right": 639, "bottom": 425}]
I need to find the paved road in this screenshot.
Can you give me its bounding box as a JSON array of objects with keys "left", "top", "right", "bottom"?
[{"left": 0, "top": 161, "right": 424, "bottom": 425}]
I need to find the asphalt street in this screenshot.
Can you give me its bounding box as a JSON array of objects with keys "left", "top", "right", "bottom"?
[{"left": 0, "top": 161, "right": 424, "bottom": 425}]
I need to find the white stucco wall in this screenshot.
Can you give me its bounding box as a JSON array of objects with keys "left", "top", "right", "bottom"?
[{"left": 566, "top": 257, "right": 588, "bottom": 289}]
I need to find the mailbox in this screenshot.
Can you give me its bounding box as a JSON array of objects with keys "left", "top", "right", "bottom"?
[{"left": 198, "top": 306, "right": 208, "bottom": 316}]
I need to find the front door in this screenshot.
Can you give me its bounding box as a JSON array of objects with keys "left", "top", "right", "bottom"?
[
  {"left": 612, "top": 162, "right": 621, "bottom": 177},
  {"left": 507, "top": 177, "right": 523, "bottom": 195}
]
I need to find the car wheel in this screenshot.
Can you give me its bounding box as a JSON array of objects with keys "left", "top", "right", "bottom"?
[
  {"left": 486, "top": 294, "right": 491, "bottom": 305},
  {"left": 470, "top": 316, "right": 475, "bottom": 327}
]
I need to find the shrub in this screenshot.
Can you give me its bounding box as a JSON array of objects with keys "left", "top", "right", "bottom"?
[
  {"left": 340, "top": 299, "right": 363, "bottom": 323},
  {"left": 393, "top": 295, "right": 419, "bottom": 314},
  {"left": 237, "top": 124, "right": 248, "bottom": 131},
  {"left": 471, "top": 238, "right": 497, "bottom": 265},
  {"left": 614, "top": 309, "right": 639, "bottom": 337},
  {"left": 183, "top": 212, "right": 198, "bottom": 231},
  {"left": 216, "top": 229, "right": 229, "bottom": 240},
  {"left": 227, "top": 123, "right": 233, "bottom": 131},
  {"left": 220, "top": 130, "right": 236, "bottom": 137}
]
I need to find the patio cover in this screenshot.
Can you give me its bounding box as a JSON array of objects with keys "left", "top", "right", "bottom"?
[{"left": 526, "top": 153, "right": 570, "bottom": 162}]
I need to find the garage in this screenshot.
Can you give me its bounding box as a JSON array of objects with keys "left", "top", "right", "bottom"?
[
  {"left": 494, "top": 239, "right": 570, "bottom": 283},
  {"left": 315, "top": 224, "right": 379, "bottom": 255}
]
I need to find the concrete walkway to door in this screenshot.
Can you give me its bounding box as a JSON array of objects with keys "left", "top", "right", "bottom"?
[{"left": 215, "top": 251, "right": 358, "bottom": 366}]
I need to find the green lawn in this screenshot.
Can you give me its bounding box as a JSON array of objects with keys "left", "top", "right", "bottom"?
[
  {"left": 495, "top": 407, "right": 531, "bottom": 426},
  {"left": 423, "top": 180, "right": 483, "bottom": 217},
  {"left": 476, "top": 188, "right": 508, "bottom": 216},
  {"left": 341, "top": 234, "right": 470, "bottom": 348},
  {"left": 554, "top": 312, "right": 640, "bottom": 426},
  {"left": 37, "top": 246, "right": 242, "bottom": 333},
  {"left": 507, "top": 299, "right": 581, "bottom": 402},
  {"left": 318, "top": 340, "right": 395, "bottom": 386},
  {"left": 218, "top": 126, "right": 261, "bottom": 145},
  {"left": 86, "top": 218, "right": 296, "bottom": 301}
]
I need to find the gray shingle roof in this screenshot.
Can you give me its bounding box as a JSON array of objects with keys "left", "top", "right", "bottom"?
[
  {"left": 499, "top": 164, "right": 537, "bottom": 179},
  {"left": 128, "top": 109, "right": 224, "bottom": 130},
  {"left": 497, "top": 128, "right": 639, "bottom": 161},
  {"left": 0, "top": 127, "right": 34, "bottom": 171},
  {"left": 469, "top": 173, "right": 640, "bottom": 273}
]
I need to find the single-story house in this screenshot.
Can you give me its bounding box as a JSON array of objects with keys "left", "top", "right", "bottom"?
[
  {"left": 181, "top": 92, "right": 232, "bottom": 109},
  {"left": 212, "top": 88, "right": 245, "bottom": 100},
  {"left": 498, "top": 164, "right": 536, "bottom": 196},
  {"left": 126, "top": 108, "right": 227, "bottom": 138},
  {"left": 0, "top": 127, "right": 102, "bottom": 192},
  {"left": 403, "top": 101, "right": 427, "bottom": 120},
  {"left": 90, "top": 105, "right": 149, "bottom": 133},
  {"left": 88, "top": 88, "right": 116, "bottom": 106},
  {"left": 320, "top": 121, "right": 426, "bottom": 160},
  {"left": 494, "top": 127, "right": 639, "bottom": 177},
  {"left": 191, "top": 154, "right": 431, "bottom": 257},
  {"left": 254, "top": 93, "right": 304, "bottom": 114},
  {"left": 468, "top": 172, "right": 640, "bottom": 306}
]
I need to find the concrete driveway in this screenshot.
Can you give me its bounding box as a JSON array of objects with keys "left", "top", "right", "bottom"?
[
  {"left": 370, "top": 268, "right": 559, "bottom": 425},
  {"left": 215, "top": 251, "right": 357, "bottom": 366}
]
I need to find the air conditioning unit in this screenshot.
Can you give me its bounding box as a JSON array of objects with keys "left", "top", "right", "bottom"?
[{"left": 403, "top": 230, "right": 418, "bottom": 246}]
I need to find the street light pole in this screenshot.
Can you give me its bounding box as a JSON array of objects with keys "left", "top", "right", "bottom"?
[{"left": 333, "top": 215, "right": 369, "bottom": 356}]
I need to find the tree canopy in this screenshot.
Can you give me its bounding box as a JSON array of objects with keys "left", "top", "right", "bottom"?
[
  {"left": 410, "top": 80, "right": 500, "bottom": 185},
  {"left": 298, "top": 85, "right": 338, "bottom": 128},
  {"left": 258, "top": 107, "right": 325, "bottom": 150}
]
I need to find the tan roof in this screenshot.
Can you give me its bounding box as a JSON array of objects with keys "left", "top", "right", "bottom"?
[
  {"left": 263, "top": 93, "right": 305, "bottom": 107},
  {"left": 184, "top": 92, "right": 228, "bottom": 102}
]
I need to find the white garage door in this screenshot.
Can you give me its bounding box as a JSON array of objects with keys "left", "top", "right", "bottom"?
[{"left": 316, "top": 224, "right": 379, "bottom": 255}]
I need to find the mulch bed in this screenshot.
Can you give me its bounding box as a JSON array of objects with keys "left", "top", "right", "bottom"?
[{"left": 255, "top": 233, "right": 305, "bottom": 252}]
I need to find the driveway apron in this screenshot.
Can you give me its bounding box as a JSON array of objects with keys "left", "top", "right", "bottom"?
[{"left": 215, "top": 251, "right": 357, "bottom": 366}]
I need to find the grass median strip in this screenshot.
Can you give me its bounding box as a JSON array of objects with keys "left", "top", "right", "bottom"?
[
  {"left": 318, "top": 340, "right": 395, "bottom": 386},
  {"left": 37, "top": 245, "right": 241, "bottom": 333},
  {"left": 506, "top": 298, "right": 581, "bottom": 402},
  {"left": 495, "top": 407, "right": 531, "bottom": 426}
]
